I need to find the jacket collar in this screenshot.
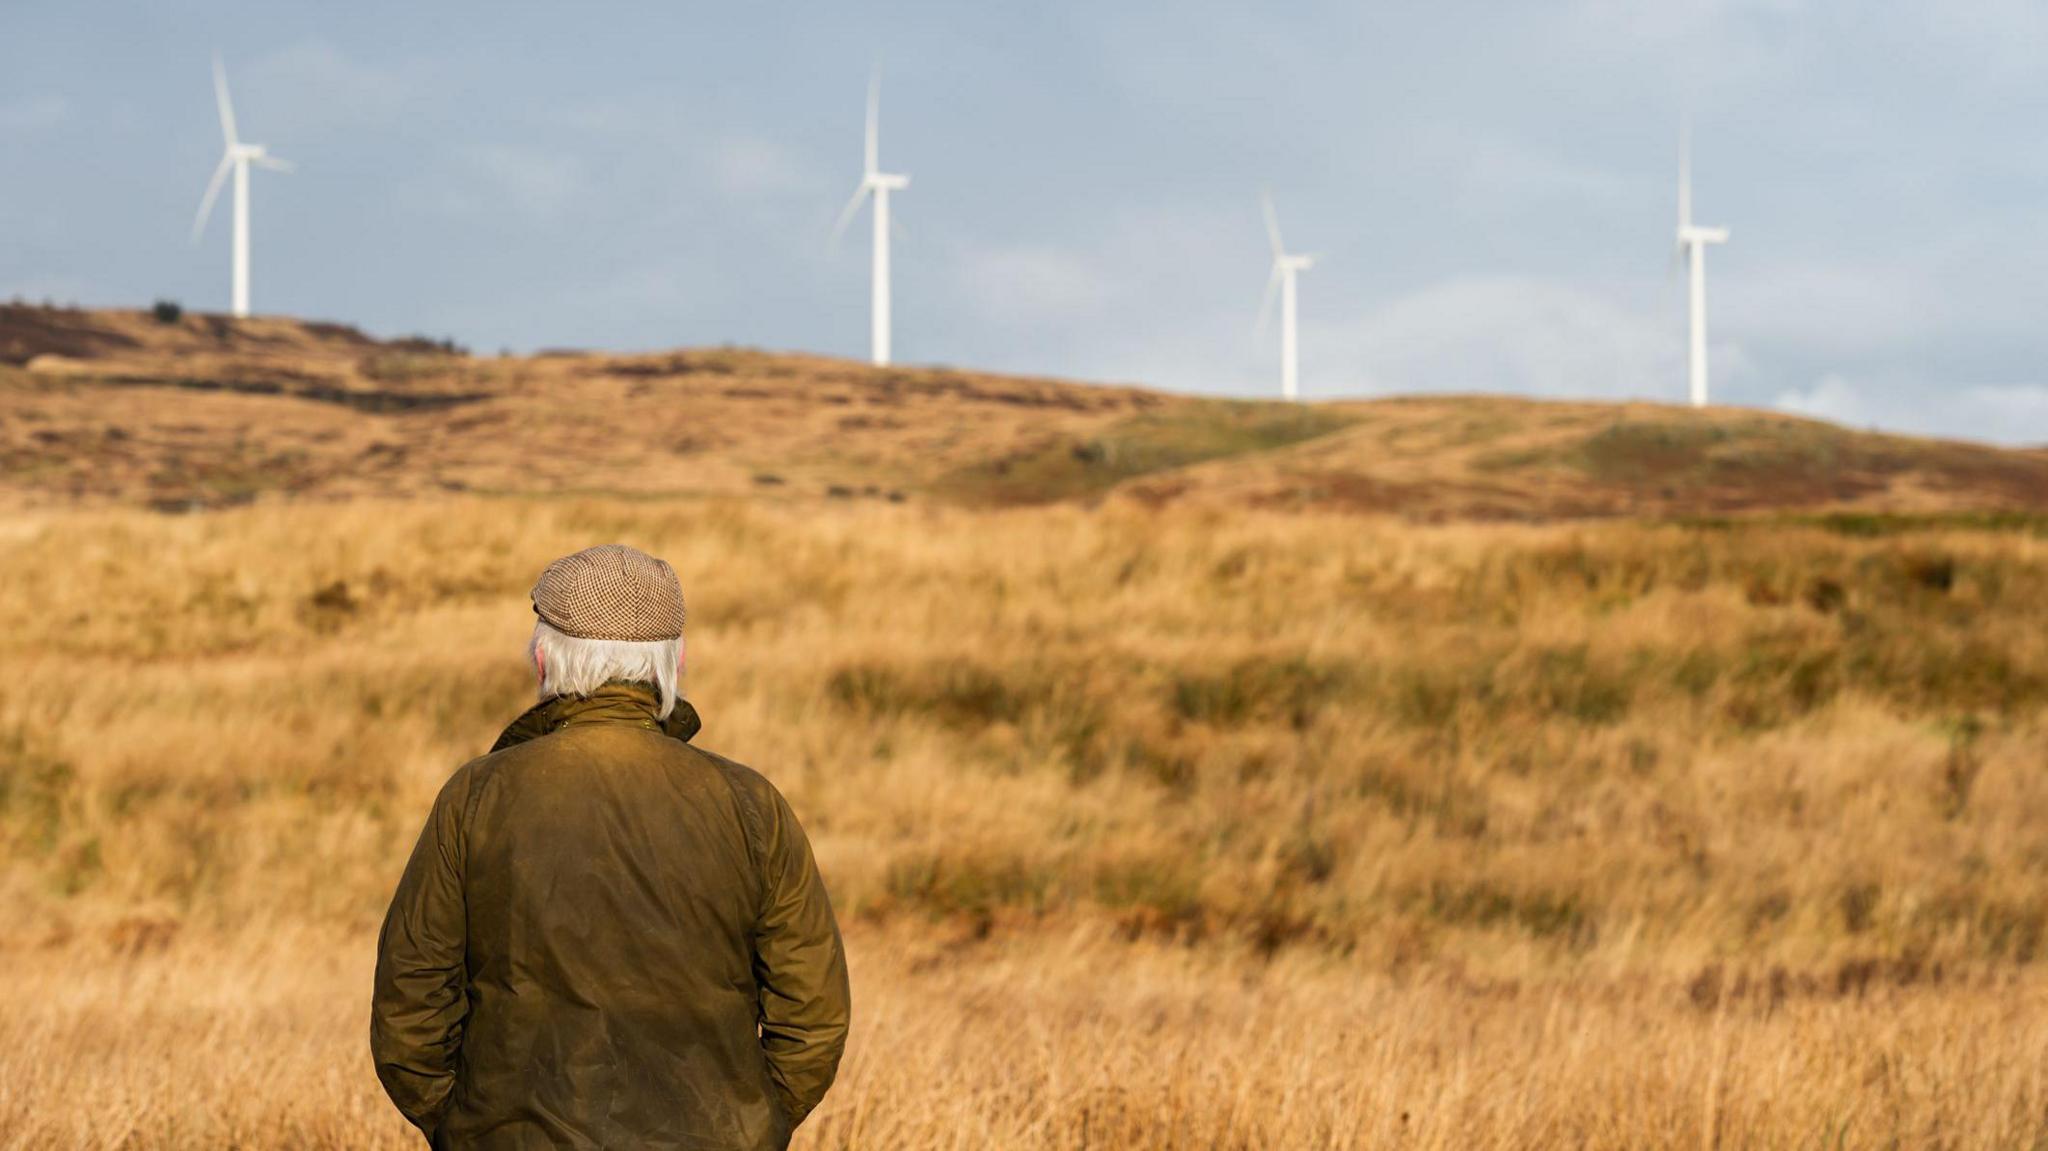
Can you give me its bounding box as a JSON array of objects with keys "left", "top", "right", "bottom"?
[{"left": 490, "top": 681, "right": 703, "bottom": 753}]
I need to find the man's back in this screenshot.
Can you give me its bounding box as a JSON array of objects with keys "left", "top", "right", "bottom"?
[{"left": 373, "top": 684, "right": 849, "bottom": 1151}]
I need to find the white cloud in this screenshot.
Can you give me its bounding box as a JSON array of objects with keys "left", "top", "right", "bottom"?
[
  {"left": 707, "top": 135, "right": 814, "bottom": 199},
  {"left": 951, "top": 243, "right": 1122, "bottom": 326},
  {"left": 1720, "top": 262, "right": 1933, "bottom": 354},
  {"left": 1315, "top": 276, "right": 1686, "bottom": 401},
  {"left": 1905, "top": 0, "right": 2048, "bottom": 80},
  {"left": 1458, "top": 138, "right": 1633, "bottom": 211},
  {"left": 1772, "top": 372, "right": 1861, "bottom": 420},
  {"left": 915, "top": 202, "right": 1260, "bottom": 387},
  {"left": 436, "top": 145, "right": 587, "bottom": 223},
  {"left": 245, "top": 41, "right": 408, "bottom": 132},
  {"left": 1774, "top": 373, "right": 2048, "bottom": 445},
  {"left": 546, "top": 101, "right": 657, "bottom": 141},
  {"left": 1568, "top": 0, "right": 1809, "bottom": 42},
  {"left": 0, "top": 94, "right": 68, "bottom": 132}
]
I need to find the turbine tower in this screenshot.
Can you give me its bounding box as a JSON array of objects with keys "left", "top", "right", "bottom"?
[
  {"left": 193, "top": 54, "right": 292, "bottom": 319},
  {"left": 1675, "top": 128, "right": 1728, "bottom": 408},
  {"left": 1257, "top": 192, "right": 1318, "bottom": 402},
  {"left": 832, "top": 69, "right": 910, "bottom": 366}
]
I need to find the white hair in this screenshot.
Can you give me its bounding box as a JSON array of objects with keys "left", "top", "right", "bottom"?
[{"left": 530, "top": 620, "right": 683, "bottom": 720}]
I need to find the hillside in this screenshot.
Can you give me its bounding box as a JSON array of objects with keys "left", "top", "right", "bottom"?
[
  {"left": 8, "top": 482, "right": 2048, "bottom": 1148},
  {"left": 6, "top": 303, "right": 2048, "bottom": 1148},
  {"left": 3, "top": 303, "right": 2045, "bottom": 519}
]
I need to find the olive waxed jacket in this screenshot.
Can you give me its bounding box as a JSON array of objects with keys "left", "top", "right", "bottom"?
[{"left": 371, "top": 683, "right": 850, "bottom": 1150}]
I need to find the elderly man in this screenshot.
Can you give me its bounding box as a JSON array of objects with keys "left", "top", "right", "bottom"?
[{"left": 372, "top": 544, "right": 850, "bottom": 1150}]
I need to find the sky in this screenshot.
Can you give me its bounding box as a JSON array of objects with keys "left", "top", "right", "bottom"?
[{"left": 3, "top": 1, "right": 2046, "bottom": 444}]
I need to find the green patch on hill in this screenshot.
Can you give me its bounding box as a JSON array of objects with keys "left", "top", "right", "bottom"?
[
  {"left": 941, "top": 401, "right": 1354, "bottom": 505},
  {"left": 1477, "top": 415, "right": 2048, "bottom": 511},
  {"left": 1677, "top": 509, "right": 2048, "bottom": 537}
]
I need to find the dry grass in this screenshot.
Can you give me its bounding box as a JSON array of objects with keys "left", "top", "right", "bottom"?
[
  {"left": 9, "top": 304, "right": 2048, "bottom": 521},
  {"left": 7, "top": 926, "right": 2045, "bottom": 1150},
  {"left": 3, "top": 494, "right": 2046, "bottom": 1147}
]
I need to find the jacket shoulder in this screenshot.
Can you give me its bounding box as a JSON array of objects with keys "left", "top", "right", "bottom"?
[
  {"left": 436, "top": 733, "right": 565, "bottom": 824},
  {"left": 447, "top": 738, "right": 530, "bottom": 791},
  {"left": 689, "top": 744, "right": 782, "bottom": 828},
  {"left": 685, "top": 745, "right": 798, "bottom": 897},
  {"left": 689, "top": 743, "right": 776, "bottom": 797}
]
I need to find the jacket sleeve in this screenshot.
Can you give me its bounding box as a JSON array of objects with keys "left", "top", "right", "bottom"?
[
  {"left": 371, "top": 768, "right": 473, "bottom": 1135},
  {"left": 751, "top": 785, "right": 851, "bottom": 1129}
]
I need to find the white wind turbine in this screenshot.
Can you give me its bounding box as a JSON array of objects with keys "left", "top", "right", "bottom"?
[
  {"left": 192, "top": 54, "right": 292, "bottom": 319},
  {"left": 831, "top": 69, "right": 910, "bottom": 367},
  {"left": 1675, "top": 127, "right": 1728, "bottom": 408},
  {"left": 1257, "top": 192, "right": 1318, "bottom": 402}
]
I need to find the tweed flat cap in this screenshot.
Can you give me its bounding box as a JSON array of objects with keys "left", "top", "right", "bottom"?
[{"left": 531, "top": 544, "right": 687, "bottom": 642}]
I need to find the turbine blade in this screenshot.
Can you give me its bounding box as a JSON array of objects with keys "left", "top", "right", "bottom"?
[
  {"left": 1261, "top": 191, "right": 1284, "bottom": 258},
  {"left": 830, "top": 183, "right": 870, "bottom": 246},
  {"left": 865, "top": 67, "right": 880, "bottom": 176},
  {"left": 254, "top": 155, "right": 293, "bottom": 173},
  {"left": 192, "top": 153, "right": 233, "bottom": 242},
  {"left": 213, "top": 52, "right": 239, "bottom": 147},
  {"left": 1255, "top": 262, "right": 1282, "bottom": 337}
]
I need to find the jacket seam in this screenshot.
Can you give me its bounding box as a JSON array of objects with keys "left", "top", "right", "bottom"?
[{"left": 706, "top": 756, "right": 774, "bottom": 925}]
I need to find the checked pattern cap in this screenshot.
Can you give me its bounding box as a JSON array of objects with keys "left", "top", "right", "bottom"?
[{"left": 530, "top": 544, "right": 687, "bottom": 642}]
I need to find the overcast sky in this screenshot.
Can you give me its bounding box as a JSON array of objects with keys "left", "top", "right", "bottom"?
[{"left": 4, "top": 2, "right": 2046, "bottom": 443}]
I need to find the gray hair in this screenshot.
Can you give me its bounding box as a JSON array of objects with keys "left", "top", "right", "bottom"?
[{"left": 530, "top": 619, "right": 683, "bottom": 719}]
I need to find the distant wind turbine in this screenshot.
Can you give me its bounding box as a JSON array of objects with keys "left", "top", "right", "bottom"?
[
  {"left": 1257, "top": 192, "right": 1317, "bottom": 402},
  {"left": 192, "top": 54, "right": 292, "bottom": 319},
  {"left": 831, "top": 69, "right": 910, "bottom": 367},
  {"left": 1675, "top": 127, "right": 1728, "bottom": 408}
]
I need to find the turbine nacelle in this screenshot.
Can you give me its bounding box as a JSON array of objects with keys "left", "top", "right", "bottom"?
[
  {"left": 836, "top": 66, "right": 908, "bottom": 366},
  {"left": 193, "top": 53, "right": 290, "bottom": 317},
  {"left": 1256, "top": 192, "right": 1316, "bottom": 402},
  {"left": 1675, "top": 125, "right": 1729, "bottom": 409},
  {"left": 1675, "top": 124, "right": 1725, "bottom": 251}
]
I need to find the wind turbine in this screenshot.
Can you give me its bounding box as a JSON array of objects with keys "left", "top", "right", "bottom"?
[
  {"left": 1257, "top": 192, "right": 1318, "bottom": 402},
  {"left": 1675, "top": 127, "right": 1728, "bottom": 408},
  {"left": 831, "top": 69, "right": 910, "bottom": 366},
  {"left": 193, "top": 54, "right": 292, "bottom": 319}
]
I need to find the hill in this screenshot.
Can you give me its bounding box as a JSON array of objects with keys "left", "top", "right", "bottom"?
[
  {"left": 4, "top": 303, "right": 2045, "bottom": 519},
  {"left": 6, "top": 304, "right": 2048, "bottom": 1146}
]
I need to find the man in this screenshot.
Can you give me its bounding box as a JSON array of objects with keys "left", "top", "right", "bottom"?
[{"left": 372, "top": 544, "right": 850, "bottom": 1150}]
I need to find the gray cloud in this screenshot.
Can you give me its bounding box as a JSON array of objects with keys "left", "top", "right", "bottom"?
[{"left": 0, "top": 2, "right": 2041, "bottom": 444}]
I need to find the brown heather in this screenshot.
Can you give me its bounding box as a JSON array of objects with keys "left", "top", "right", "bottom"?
[{"left": 2, "top": 495, "right": 2046, "bottom": 1148}]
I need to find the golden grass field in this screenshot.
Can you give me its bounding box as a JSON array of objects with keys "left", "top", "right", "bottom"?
[
  {"left": 2, "top": 495, "right": 2045, "bottom": 1149},
  {"left": 2, "top": 308, "right": 2047, "bottom": 1148}
]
